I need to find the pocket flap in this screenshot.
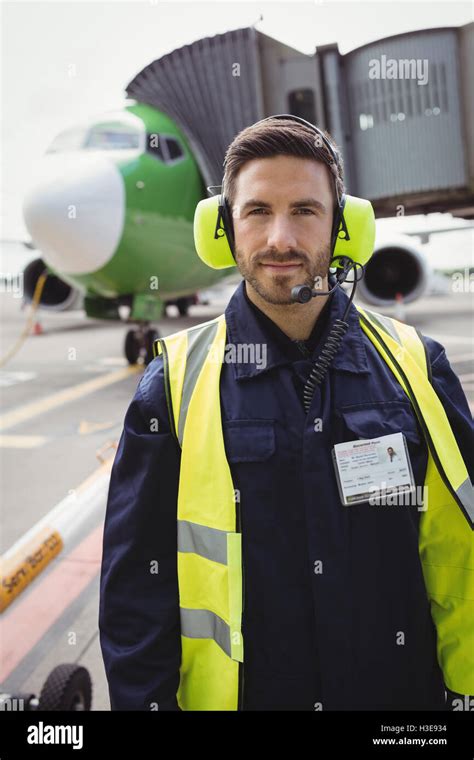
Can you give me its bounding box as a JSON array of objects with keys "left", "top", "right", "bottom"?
[
  {"left": 340, "top": 401, "right": 422, "bottom": 446},
  {"left": 223, "top": 419, "right": 276, "bottom": 462}
]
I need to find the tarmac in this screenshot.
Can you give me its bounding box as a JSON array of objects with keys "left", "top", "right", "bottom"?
[{"left": 0, "top": 280, "right": 472, "bottom": 710}]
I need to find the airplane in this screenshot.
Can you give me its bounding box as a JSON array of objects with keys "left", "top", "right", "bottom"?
[
  {"left": 20, "top": 100, "right": 229, "bottom": 364},
  {"left": 19, "top": 100, "right": 474, "bottom": 365}
]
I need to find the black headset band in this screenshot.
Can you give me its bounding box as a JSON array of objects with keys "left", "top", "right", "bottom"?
[
  {"left": 220, "top": 113, "right": 345, "bottom": 255},
  {"left": 252, "top": 114, "right": 341, "bottom": 175}
]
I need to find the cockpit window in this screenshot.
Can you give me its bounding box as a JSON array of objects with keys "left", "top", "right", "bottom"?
[
  {"left": 165, "top": 137, "right": 184, "bottom": 160},
  {"left": 83, "top": 122, "right": 141, "bottom": 150},
  {"left": 145, "top": 133, "right": 185, "bottom": 164},
  {"left": 146, "top": 133, "right": 165, "bottom": 160},
  {"left": 46, "top": 127, "right": 89, "bottom": 153}
]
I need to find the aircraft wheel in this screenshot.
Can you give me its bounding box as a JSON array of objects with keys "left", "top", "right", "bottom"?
[
  {"left": 124, "top": 329, "right": 141, "bottom": 365},
  {"left": 176, "top": 297, "right": 189, "bottom": 316},
  {"left": 144, "top": 328, "right": 159, "bottom": 365},
  {"left": 38, "top": 664, "right": 92, "bottom": 711}
]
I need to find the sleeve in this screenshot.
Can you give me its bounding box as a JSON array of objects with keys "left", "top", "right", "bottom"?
[
  {"left": 421, "top": 333, "right": 474, "bottom": 707},
  {"left": 98, "top": 355, "right": 182, "bottom": 710}
]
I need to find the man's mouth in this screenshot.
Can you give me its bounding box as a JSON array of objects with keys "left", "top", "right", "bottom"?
[{"left": 260, "top": 261, "right": 302, "bottom": 271}]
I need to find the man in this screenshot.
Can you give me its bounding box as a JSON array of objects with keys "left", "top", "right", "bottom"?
[
  {"left": 99, "top": 117, "right": 473, "bottom": 711},
  {"left": 387, "top": 446, "right": 397, "bottom": 462}
]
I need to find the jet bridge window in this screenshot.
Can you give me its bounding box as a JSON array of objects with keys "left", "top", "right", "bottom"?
[
  {"left": 83, "top": 123, "right": 141, "bottom": 150},
  {"left": 287, "top": 89, "right": 316, "bottom": 124}
]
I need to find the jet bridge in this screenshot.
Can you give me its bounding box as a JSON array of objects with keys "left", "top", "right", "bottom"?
[{"left": 126, "top": 22, "right": 474, "bottom": 218}]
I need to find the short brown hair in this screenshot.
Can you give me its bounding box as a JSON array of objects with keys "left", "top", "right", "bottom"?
[{"left": 222, "top": 117, "right": 345, "bottom": 214}]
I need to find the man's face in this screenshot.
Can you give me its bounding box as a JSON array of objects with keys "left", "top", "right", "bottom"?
[{"left": 231, "top": 154, "right": 335, "bottom": 305}]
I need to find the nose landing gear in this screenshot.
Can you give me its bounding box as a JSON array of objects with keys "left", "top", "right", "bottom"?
[{"left": 124, "top": 324, "right": 159, "bottom": 366}]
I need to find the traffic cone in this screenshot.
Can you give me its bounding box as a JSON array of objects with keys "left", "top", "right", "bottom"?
[{"left": 32, "top": 321, "right": 43, "bottom": 335}]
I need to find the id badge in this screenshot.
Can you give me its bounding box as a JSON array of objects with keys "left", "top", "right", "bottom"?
[{"left": 332, "top": 431, "right": 416, "bottom": 506}]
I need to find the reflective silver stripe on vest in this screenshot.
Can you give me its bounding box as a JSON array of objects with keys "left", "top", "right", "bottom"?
[
  {"left": 178, "top": 520, "right": 228, "bottom": 564},
  {"left": 177, "top": 320, "right": 220, "bottom": 446},
  {"left": 180, "top": 607, "right": 232, "bottom": 657},
  {"left": 365, "top": 310, "right": 402, "bottom": 345},
  {"left": 457, "top": 477, "right": 474, "bottom": 523}
]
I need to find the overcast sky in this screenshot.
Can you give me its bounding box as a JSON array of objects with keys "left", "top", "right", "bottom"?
[{"left": 1, "top": 0, "right": 473, "bottom": 238}]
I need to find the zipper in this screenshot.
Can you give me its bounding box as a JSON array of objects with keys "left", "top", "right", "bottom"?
[{"left": 294, "top": 339, "right": 312, "bottom": 359}]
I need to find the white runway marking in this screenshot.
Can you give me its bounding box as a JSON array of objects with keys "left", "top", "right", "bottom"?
[
  {"left": 448, "top": 354, "right": 474, "bottom": 363},
  {"left": 431, "top": 335, "right": 473, "bottom": 345},
  {"left": 0, "top": 365, "right": 140, "bottom": 432},
  {"left": 0, "top": 371, "right": 37, "bottom": 388}
]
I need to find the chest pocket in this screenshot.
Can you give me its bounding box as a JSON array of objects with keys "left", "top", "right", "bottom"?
[
  {"left": 222, "top": 419, "right": 276, "bottom": 463},
  {"left": 222, "top": 419, "right": 277, "bottom": 532},
  {"left": 336, "top": 400, "right": 424, "bottom": 461}
]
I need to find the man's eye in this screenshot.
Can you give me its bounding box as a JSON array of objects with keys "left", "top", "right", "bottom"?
[
  {"left": 295, "top": 208, "right": 315, "bottom": 215},
  {"left": 248, "top": 208, "right": 268, "bottom": 215}
]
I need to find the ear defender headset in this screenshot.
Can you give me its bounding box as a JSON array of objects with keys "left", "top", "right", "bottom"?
[{"left": 193, "top": 113, "right": 377, "bottom": 412}]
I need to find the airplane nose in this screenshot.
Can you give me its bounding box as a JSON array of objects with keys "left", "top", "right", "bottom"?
[{"left": 22, "top": 153, "right": 125, "bottom": 275}]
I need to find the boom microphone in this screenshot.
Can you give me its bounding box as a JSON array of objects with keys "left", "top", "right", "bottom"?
[{"left": 291, "top": 256, "right": 355, "bottom": 303}]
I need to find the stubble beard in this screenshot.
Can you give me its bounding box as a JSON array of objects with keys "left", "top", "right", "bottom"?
[{"left": 234, "top": 242, "right": 333, "bottom": 306}]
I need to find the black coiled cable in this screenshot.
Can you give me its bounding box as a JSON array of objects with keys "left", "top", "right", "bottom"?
[
  {"left": 303, "top": 318, "right": 349, "bottom": 412},
  {"left": 302, "top": 259, "right": 364, "bottom": 414}
]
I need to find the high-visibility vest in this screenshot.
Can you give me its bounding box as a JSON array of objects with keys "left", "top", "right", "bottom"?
[{"left": 154, "top": 305, "right": 474, "bottom": 710}]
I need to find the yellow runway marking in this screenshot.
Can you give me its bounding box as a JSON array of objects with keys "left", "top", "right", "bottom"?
[
  {"left": 0, "top": 365, "right": 141, "bottom": 432},
  {"left": 78, "top": 420, "right": 115, "bottom": 435},
  {"left": 0, "top": 435, "right": 48, "bottom": 448},
  {"left": 99, "top": 357, "right": 127, "bottom": 365}
]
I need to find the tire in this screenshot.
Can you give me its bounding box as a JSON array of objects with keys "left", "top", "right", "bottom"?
[
  {"left": 176, "top": 298, "right": 189, "bottom": 317},
  {"left": 124, "top": 329, "right": 141, "bottom": 365},
  {"left": 38, "top": 664, "right": 92, "bottom": 711}
]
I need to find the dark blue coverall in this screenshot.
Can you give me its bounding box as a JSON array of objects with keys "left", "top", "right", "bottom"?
[{"left": 99, "top": 276, "right": 474, "bottom": 711}]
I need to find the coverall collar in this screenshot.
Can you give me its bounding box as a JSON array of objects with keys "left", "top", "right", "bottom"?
[{"left": 224, "top": 274, "right": 370, "bottom": 380}]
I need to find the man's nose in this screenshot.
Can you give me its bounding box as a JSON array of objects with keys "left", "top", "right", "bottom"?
[{"left": 265, "top": 216, "right": 298, "bottom": 251}]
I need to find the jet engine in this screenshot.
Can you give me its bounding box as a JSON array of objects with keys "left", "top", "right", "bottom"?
[
  {"left": 357, "top": 236, "right": 431, "bottom": 307},
  {"left": 23, "top": 258, "right": 83, "bottom": 311}
]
